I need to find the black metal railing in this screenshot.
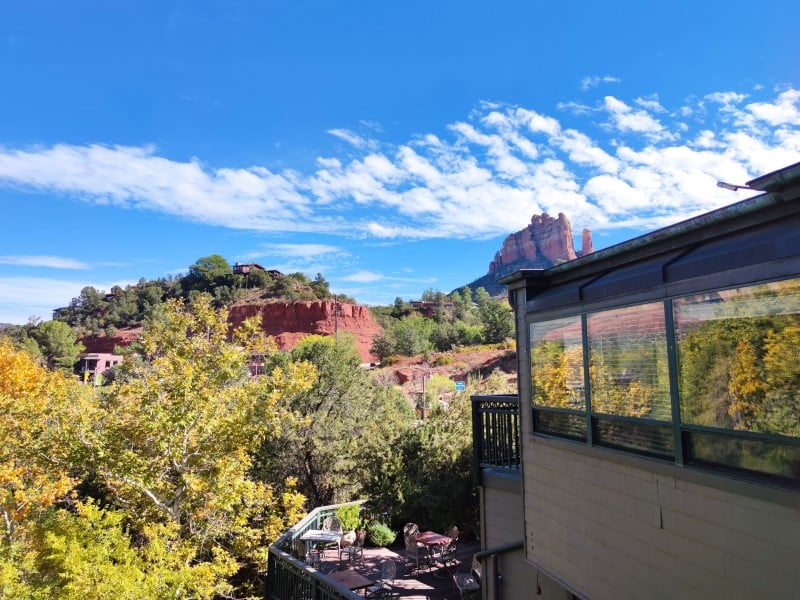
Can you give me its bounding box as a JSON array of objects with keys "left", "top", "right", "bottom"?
[
  {"left": 472, "top": 394, "right": 521, "bottom": 484},
  {"left": 265, "top": 501, "right": 366, "bottom": 600}
]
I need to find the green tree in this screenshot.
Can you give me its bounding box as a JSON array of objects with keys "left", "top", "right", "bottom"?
[
  {"left": 450, "top": 287, "right": 473, "bottom": 321},
  {"left": 377, "top": 387, "right": 477, "bottom": 533},
  {"left": 255, "top": 335, "right": 414, "bottom": 509},
  {"left": 391, "top": 315, "right": 433, "bottom": 356},
  {"left": 475, "top": 287, "right": 514, "bottom": 344},
  {"left": 370, "top": 331, "right": 395, "bottom": 362},
  {"left": 183, "top": 254, "right": 233, "bottom": 295},
  {"left": 310, "top": 273, "right": 330, "bottom": 299},
  {"left": 32, "top": 320, "right": 84, "bottom": 372}
]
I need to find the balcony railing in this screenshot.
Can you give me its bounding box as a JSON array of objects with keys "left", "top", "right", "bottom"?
[
  {"left": 472, "top": 394, "right": 521, "bottom": 484},
  {"left": 264, "top": 501, "right": 366, "bottom": 600}
]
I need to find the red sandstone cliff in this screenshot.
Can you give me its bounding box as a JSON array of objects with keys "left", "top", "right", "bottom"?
[
  {"left": 227, "top": 301, "right": 381, "bottom": 363},
  {"left": 81, "top": 302, "right": 382, "bottom": 364},
  {"left": 489, "top": 212, "right": 592, "bottom": 273}
]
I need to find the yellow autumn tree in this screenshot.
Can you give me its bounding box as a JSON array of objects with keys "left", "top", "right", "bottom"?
[
  {"left": 0, "top": 338, "right": 84, "bottom": 541},
  {"left": 77, "top": 295, "right": 314, "bottom": 597},
  {"left": 0, "top": 338, "right": 95, "bottom": 596}
]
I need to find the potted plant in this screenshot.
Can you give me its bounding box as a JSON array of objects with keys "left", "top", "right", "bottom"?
[{"left": 335, "top": 504, "right": 361, "bottom": 547}]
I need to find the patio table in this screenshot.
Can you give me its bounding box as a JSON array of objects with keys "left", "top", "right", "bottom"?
[
  {"left": 327, "top": 569, "right": 373, "bottom": 595},
  {"left": 300, "top": 529, "right": 342, "bottom": 562},
  {"left": 411, "top": 531, "right": 452, "bottom": 575}
]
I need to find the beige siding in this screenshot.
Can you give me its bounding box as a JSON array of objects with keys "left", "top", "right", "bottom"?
[
  {"left": 482, "top": 478, "right": 572, "bottom": 600},
  {"left": 522, "top": 440, "right": 800, "bottom": 599}
]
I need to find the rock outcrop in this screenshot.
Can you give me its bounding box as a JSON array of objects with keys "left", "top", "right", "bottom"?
[
  {"left": 488, "top": 212, "right": 592, "bottom": 274},
  {"left": 82, "top": 301, "right": 382, "bottom": 364},
  {"left": 227, "top": 301, "right": 381, "bottom": 363}
]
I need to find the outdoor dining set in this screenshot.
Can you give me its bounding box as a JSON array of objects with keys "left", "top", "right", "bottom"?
[{"left": 293, "top": 516, "right": 479, "bottom": 598}]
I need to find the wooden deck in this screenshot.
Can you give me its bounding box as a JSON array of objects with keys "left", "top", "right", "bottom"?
[{"left": 314, "top": 537, "right": 480, "bottom": 599}]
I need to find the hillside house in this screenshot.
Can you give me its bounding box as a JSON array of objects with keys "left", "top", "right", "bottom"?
[
  {"left": 474, "top": 162, "right": 800, "bottom": 599},
  {"left": 76, "top": 352, "right": 122, "bottom": 385}
]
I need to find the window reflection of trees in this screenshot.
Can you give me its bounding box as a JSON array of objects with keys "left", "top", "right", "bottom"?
[
  {"left": 675, "top": 280, "right": 800, "bottom": 438},
  {"left": 587, "top": 303, "right": 670, "bottom": 421}
]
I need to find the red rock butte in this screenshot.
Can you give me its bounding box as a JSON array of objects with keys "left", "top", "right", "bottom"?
[{"left": 489, "top": 212, "right": 593, "bottom": 273}]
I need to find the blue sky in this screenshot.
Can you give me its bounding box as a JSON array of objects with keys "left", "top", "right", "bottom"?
[{"left": 1, "top": 1, "right": 799, "bottom": 324}]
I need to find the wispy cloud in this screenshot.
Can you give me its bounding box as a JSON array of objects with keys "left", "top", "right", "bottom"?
[
  {"left": 328, "top": 128, "right": 376, "bottom": 150},
  {"left": 0, "top": 87, "right": 798, "bottom": 246},
  {"left": 580, "top": 75, "right": 621, "bottom": 91},
  {"left": 0, "top": 255, "right": 90, "bottom": 269},
  {"left": 340, "top": 270, "right": 385, "bottom": 283},
  {"left": 247, "top": 243, "right": 344, "bottom": 259},
  {"left": 0, "top": 276, "right": 134, "bottom": 323}
]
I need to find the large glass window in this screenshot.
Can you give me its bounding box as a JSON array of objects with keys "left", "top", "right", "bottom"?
[
  {"left": 530, "top": 316, "right": 586, "bottom": 440},
  {"left": 528, "top": 279, "right": 800, "bottom": 486},
  {"left": 674, "top": 280, "right": 800, "bottom": 438},
  {"left": 587, "top": 303, "right": 671, "bottom": 421},
  {"left": 530, "top": 316, "right": 585, "bottom": 410}
]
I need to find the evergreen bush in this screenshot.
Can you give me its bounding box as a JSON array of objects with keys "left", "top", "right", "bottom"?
[{"left": 366, "top": 521, "right": 396, "bottom": 547}]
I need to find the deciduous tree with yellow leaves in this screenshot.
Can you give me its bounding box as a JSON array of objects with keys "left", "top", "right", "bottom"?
[{"left": 1, "top": 295, "right": 317, "bottom": 598}]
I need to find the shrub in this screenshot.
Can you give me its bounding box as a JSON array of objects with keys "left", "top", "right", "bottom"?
[
  {"left": 335, "top": 504, "right": 362, "bottom": 532},
  {"left": 432, "top": 354, "right": 453, "bottom": 366},
  {"left": 366, "top": 521, "right": 396, "bottom": 547}
]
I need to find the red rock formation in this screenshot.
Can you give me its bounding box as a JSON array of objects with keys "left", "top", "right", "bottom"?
[
  {"left": 579, "top": 227, "right": 594, "bottom": 257},
  {"left": 82, "top": 302, "right": 382, "bottom": 364},
  {"left": 489, "top": 212, "right": 593, "bottom": 273},
  {"left": 227, "top": 301, "right": 381, "bottom": 363}
]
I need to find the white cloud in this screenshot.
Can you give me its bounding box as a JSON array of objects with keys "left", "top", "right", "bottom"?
[
  {"left": 0, "top": 87, "right": 798, "bottom": 250},
  {"left": 0, "top": 255, "right": 90, "bottom": 269},
  {"left": 340, "top": 270, "right": 385, "bottom": 283},
  {"left": 705, "top": 91, "right": 747, "bottom": 106},
  {"left": 602, "top": 96, "right": 673, "bottom": 141},
  {"left": 746, "top": 88, "right": 800, "bottom": 126},
  {"left": 635, "top": 96, "right": 667, "bottom": 113},
  {"left": 580, "top": 75, "right": 621, "bottom": 91}
]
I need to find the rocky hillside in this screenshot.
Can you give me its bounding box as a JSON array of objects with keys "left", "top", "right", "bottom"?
[
  {"left": 375, "top": 347, "right": 518, "bottom": 401},
  {"left": 81, "top": 301, "right": 382, "bottom": 364}
]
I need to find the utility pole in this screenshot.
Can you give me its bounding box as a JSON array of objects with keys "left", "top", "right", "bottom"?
[{"left": 333, "top": 296, "right": 343, "bottom": 343}]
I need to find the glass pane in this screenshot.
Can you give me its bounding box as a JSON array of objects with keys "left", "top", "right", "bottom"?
[
  {"left": 530, "top": 316, "right": 585, "bottom": 410},
  {"left": 587, "top": 303, "right": 671, "bottom": 420},
  {"left": 534, "top": 410, "right": 587, "bottom": 440},
  {"left": 594, "top": 418, "right": 674, "bottom": 458},
  {"left": 674, "top": 280, "right": 800, "bottom": 438},
  {"left": 686, "top": 430, "right": 800, "bottom": 481}
]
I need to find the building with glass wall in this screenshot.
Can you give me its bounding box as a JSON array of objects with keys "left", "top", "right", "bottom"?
[{"left": 475, "top": 162, "right": 800, "bottom": 599}]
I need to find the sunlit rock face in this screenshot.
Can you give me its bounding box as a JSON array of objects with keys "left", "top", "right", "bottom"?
[
  {"left": 82, "top": 301, "right": 382, "bottom": 364},
  {"left": 488, "top": 212, "right": 593, "bottom": 274},
  {"left": 228, "top": 301, "right": 382, "bottom": 363}
]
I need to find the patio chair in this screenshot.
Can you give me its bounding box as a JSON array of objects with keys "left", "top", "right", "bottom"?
[
  {"left": 404, "top": 533, "right": 427, "bottom": 573},
  {"left": 453, "top": 554, "right": 481, "bottom": 599},
  {"left": 292, "top": 538, "right": 319, "bottom": 567},
  {"left": 320, "top": 516, "right": 343, "bottom": 559},
  {"left": 436, "top": 526, "right": 459, "bottom": 572},
  {"left": 339, "top": 529, "right": 366, "bottom": 565},
  {"left": 366, "top": 558, "right": 396, "bottom": 597},
  {"left": 403, "top": 522, "right": 420, "bottom": 541}
]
